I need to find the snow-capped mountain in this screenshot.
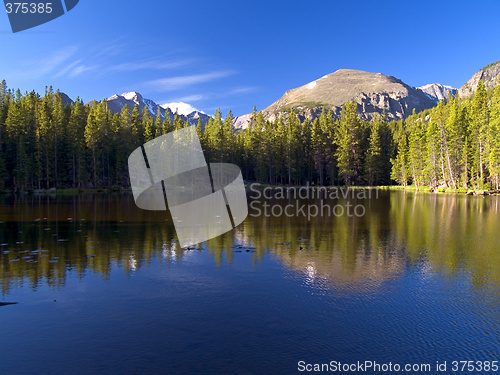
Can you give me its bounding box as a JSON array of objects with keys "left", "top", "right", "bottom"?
[
  {"left": 417, "top": 83, "right": 457, "bottom": 103},
  {"left": 103, "top": 92, "right": 211, "bottom": 128},
  {"left": 107, "top": 92, "right": 161, "bottom": 117}
]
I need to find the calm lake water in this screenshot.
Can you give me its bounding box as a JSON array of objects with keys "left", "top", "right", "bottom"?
[{"left": 1, "top": 190, "right": 500, "bottom": 374}]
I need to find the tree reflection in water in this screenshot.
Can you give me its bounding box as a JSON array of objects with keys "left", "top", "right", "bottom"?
[{"left": 1, "top": 191, "right": 500, "bottom": 295}]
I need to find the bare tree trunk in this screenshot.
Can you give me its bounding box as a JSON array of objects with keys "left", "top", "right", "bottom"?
[
  {"left": 46, "top": 152, "right": 49, "bottom": 189},
  {"left": 54, "top": 134, "right": 57, "bottom": 187},
  {"left": 93, "top": 148, "right": 96, "bottom": 188},
  {"left": 413, "top": 165, "right": 418, "bottom": 191}
]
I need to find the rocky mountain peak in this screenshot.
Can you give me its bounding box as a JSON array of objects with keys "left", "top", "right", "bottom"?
[
  {"left": 259, "top": 69, "right": 437, "bottom": 124},
  {"left": 417, "top": 83, "right": 457, "bottom": 103}
]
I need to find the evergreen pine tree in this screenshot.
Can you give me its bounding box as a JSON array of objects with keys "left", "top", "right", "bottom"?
[
  {"left": 391, "top": 133, "right": 408, "bottom": 187},
  {"left": 470, "top": 81, "right": 490, "bottom": 188},
  {"left": 142, "top": 108, "right": 154, "bottom": 143},
  {"left": 335, "top": 101, "right": 361, "bottom": 185},
  {"left": 365, "top": 117, "right": 383, "bottom": 186},
  {"left": 407, "top": 114, "right": 426, "bottom": 189},
  {"left": 488, "top": 77, "right": 500, "bottom": 189},
  {"left": 311, "top": 114, "right": 325, "bottom": 185},
  {"left": 68, "top": 98, "right": 88, "bottom": 187},
  {"left": 131, "top": 104, "right": 142, "bottom": 145},
  {"left": 154, "top": 109, "right": 162, "bottom": 138},
  {"left": 162, "top": 107, "right": 172, "bottom": 135}
]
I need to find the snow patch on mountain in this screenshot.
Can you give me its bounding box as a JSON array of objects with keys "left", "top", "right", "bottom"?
[
  {"left": 143, "top": 98, "right": 157, "bottom": 116},
  {"left": 123, "top": 92, "right": 141, "bottom": 101},
  {"left": 306, "top": 81, "right": 317, "bottom": 89}
]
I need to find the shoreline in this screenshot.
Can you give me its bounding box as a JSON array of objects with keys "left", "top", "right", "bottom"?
[
  {"left": 1, "top": 185, "right": 498, "bottom": 196},
  {"left": 0, "top": 187, "right": 132, "bottom": 195}
]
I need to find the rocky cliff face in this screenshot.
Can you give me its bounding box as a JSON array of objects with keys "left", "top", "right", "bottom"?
[
  {"left": 458, "top": 62, "right": 500, "bottom": 97},
  {"left": 233, "top": 113, "right": 254, "bottom": 130}
]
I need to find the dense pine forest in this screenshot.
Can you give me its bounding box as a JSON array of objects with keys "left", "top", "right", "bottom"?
[{"left": 0, "top": 78, "right": 499, "bottom": 192}]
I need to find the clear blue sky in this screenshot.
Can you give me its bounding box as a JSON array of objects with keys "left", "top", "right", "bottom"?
[{"left": 1, "top": 0, "right": 499, "bottom": 116}]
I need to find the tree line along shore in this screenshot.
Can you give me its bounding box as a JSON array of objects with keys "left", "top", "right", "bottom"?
[{"left": 0, "top": 79, "right": 499, "bottom": 195}]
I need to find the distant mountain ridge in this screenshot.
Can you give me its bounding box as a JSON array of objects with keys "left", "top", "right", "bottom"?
[
  {"left": 59, "top": 92, "right": 74, "bottom": 107},
  {"left": 86, "top": 91, "right": 211, "bottom": 128},
  {"left": 71, "top": 61, "right": 500, "bottom": 132}
]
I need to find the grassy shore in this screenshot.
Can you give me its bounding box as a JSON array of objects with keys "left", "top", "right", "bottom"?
[
  {"left": 376, "top": 185, "right": 498, "bottom": 195},
  {"left": 244, "top": 183, "right": 498, "bottom": 196}
]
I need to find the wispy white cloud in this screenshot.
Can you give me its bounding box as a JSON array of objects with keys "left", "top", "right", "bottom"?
[
  {"left": 111, "top": 58, "right": 193, "bottom": 72},
  {"left": 230, "top": 87, "right": 258, "bottom": 94},
  {"left": 145, "top": 70, "right": 235, "bottom": 91},
  {"left": 21, "top": 46, "right": 79, "bottom": 79},
  {"left": 92, "top": 42, "right": 127, "bottom": 58},
  {"left": 70, "top": 64, "right": 99, "bottom": 77},
  {"left": 178, "top": 94, "right": 204, "bottom": 102},
  {"left": 53, "top": 59, "right": 82, "bottom": 78}
]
